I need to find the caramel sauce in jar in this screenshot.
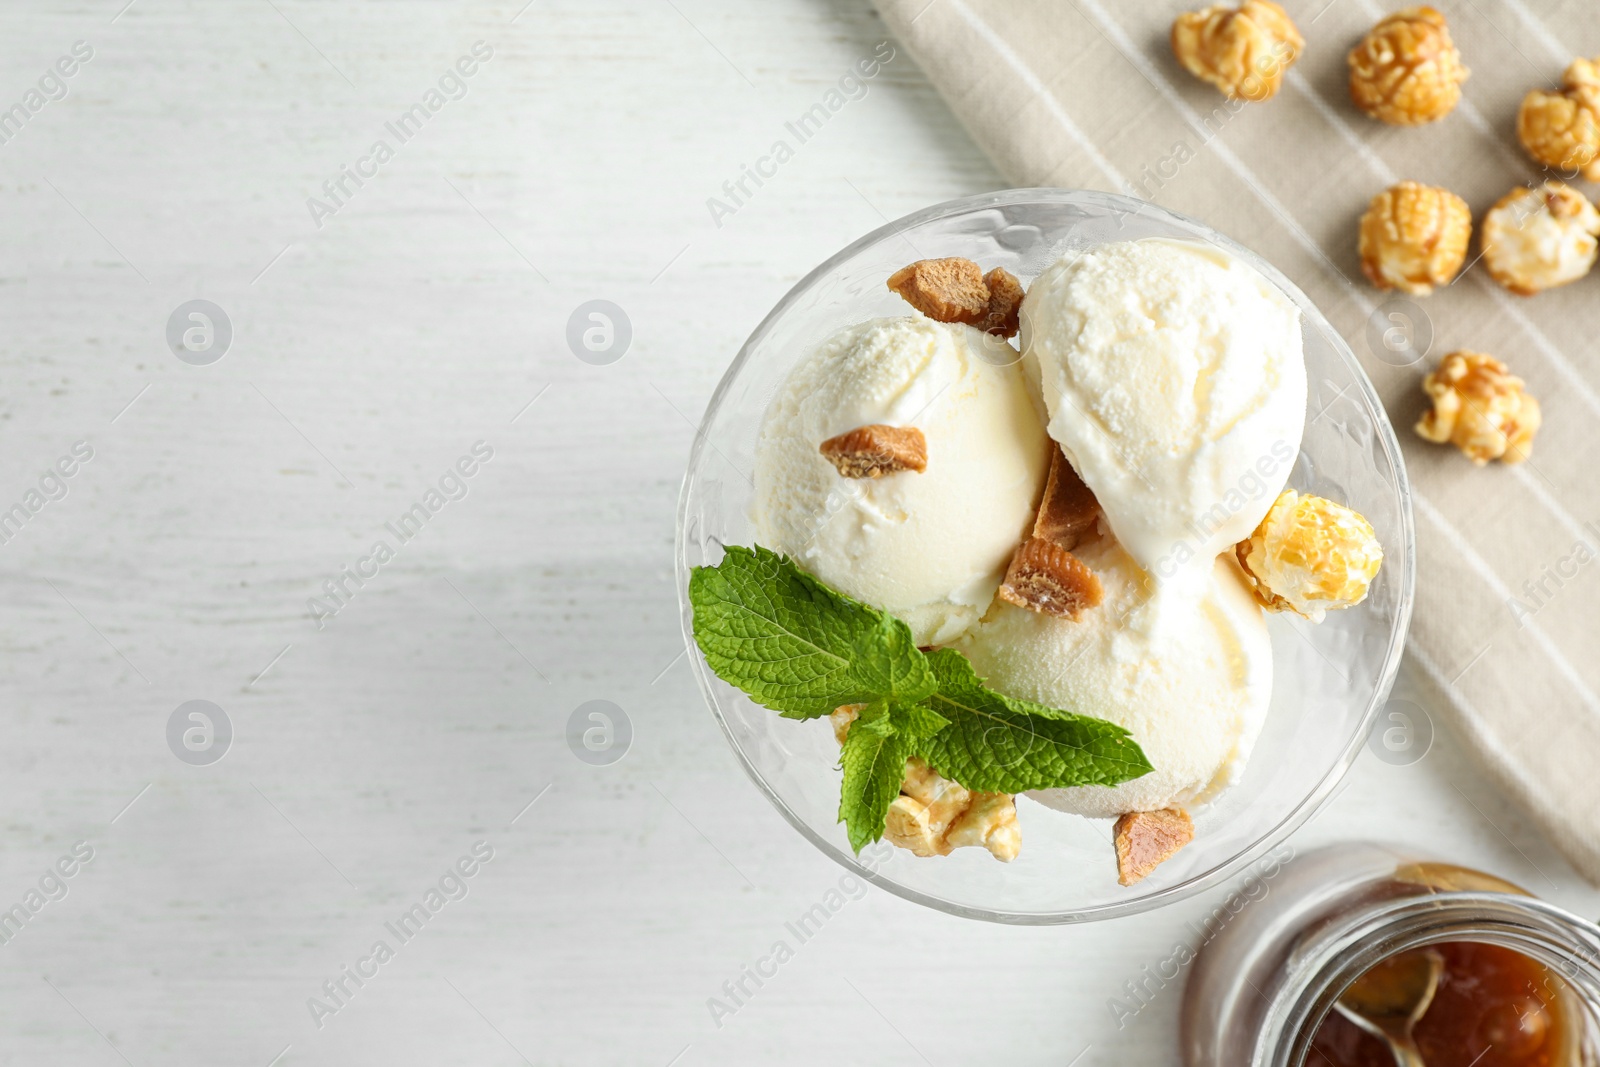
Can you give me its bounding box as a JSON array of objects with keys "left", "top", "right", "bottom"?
[
  {"left": 1311, "top": 941, "right": 1566, "bottom": 1067},
  {"left": 1178, "top": 845, "right": 1600, "bottom": 1067}
]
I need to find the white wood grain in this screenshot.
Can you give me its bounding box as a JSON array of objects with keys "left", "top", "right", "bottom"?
[{"left": 0, "top": 1, "right": 1594, "bottom": 1064}]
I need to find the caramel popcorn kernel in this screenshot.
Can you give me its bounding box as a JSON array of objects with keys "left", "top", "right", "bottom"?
[
  {"left": 830, "top": 704, "right": 862, "bottom": 745},
  {"left": 1114, "top": 808, "right": 1194, "bottom": 886},
  {"left": 1415, "top": 351, "right": 1542, "bottom": 466},
  {"left": 1348, "top": 7, "right": 1468, "bottom": 125},
  {"left": 1236, "top": 490, "right": 1384, "bottom": 621},
  {"left": 1171, "top": 0, "right": 1304, "bottom": 102},
  {"left": 828, "top": 709, "right": 1021, "bottom": 863},
  {"left": 884, "top": 757, "right": 973, "bottom": 857},
  {"left": 819, "top": 424, "right": 928, "bottom": 478},
  {"left": 1481, "top": 181, "right": 1600, "bottom": 296},
  {"left": 1358, "top": 181, "right": 1472, "bottom": 295},
  {"left": 883, "top": 795, "right": 948, "bottom": 857},
  {"left": 942, "top": 791, "right": 1021, "bottom": 861},
  {"left": 1517, "top": 56, "right": 1600, "bottom": 182},
  {"left": 997, "top": 536, "right": 1105, "bottom": 619}
]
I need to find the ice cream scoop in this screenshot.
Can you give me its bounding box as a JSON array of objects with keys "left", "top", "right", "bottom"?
[
  {"left": 1021, "top": 239, "right": 1306, "bottom": 591},
  {"left": 954, "top": 534, "right": 1273, "bottom": 817},
  {"left": 752, "top": 316, "right": 1050, "bottom": 646}
]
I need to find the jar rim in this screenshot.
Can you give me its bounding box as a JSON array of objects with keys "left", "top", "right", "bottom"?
[{"left": 1258, "top": 890, "right": 1600, "bottom": 1067}]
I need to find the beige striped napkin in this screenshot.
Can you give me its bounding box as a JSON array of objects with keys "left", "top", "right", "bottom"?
[{"left": 871, "top": 0, "right": 1600, "bottom": 882}]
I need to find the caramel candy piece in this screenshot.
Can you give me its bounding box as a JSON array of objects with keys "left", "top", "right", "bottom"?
[
  {"left": 887, "top": 259, "right": 1027, "bottom": 339},
  {"left": 1113, "top": 808, "right": 1194, "bottom": 886},
  {"left": 997, "top": 537, "right": 1104, "bottom": 619},
  {"left": 887, "top": 258, "right": 989, "bottom": 326},
  {"left": 978, "top": 267, "right": 1024, "bottom": 338},
  {"left": 1033, "top": 448, "right": 1101, "bottom": 551},
  {"left": 819, "top": 424, "right": 927, "bottom": 478},
  {"left": 1001, "top": 449, "right": 1104, "bottom": 619}
]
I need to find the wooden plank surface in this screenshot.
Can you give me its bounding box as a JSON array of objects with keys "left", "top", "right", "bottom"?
[{"left": 0, "top": 1, "right": 1594, "bottom": 1064}]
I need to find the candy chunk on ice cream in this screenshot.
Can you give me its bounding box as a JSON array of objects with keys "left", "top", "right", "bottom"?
[
  {"left": 1021, "top": 239, "right": 1306, "bottom": 586},
  {"left": 752, "top": 316, "right": 1049, "bottom": 646},
  {"left": 954, "top": 535, "right": 1273, "bottom": 817}
]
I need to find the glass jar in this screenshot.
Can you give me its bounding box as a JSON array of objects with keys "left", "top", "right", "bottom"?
[{"left": 1182, "top": 842, "right": 1600, "bottom": 1066}]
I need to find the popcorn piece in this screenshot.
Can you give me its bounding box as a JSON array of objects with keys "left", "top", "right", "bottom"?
[
  {"left": 1358, "top": 181, "right": 1472, "bottom": 295},
  {"left": 819, "top": 424, "right": 928, "bottom": 478},
  {"left": 1518, "top": 56, "right": 1600, "bottom": 182},
  {"left": 1171, "top": 0, "right": 1304, "bottom": 102},
  {"left": 887, "top": 258, "right": 1027, "bottom": 339},
  {"left": 942, "top": 791, "right": 1022, "bottom": 860},
  {"left": 885, "top": 758, "right": 975, "bottom": 857},
  {"left": 1481, "top": 181, "right": 1600, "bottom": 296},
  {"left": 1347, "top": 7, "right": 1468, "bottom": 125},
  {"left": 830, "top": 704, "right": 862, "bottom": 745},
  {"left": 887, "top": 759, "right": 1020, "bottom": 862},
  {"left": 1113, "top": 808, "right": 1194, "bottom": 886},
  {"left": 997, "top": 536, "right": 1105, "bottom": 619},
  {"left": 1415, "top": 351, "right": 1542, "bottom": 466},
  {"left": 1236, "top": 490, "right": 1384, "bottom": 621},
  {"left": 828, "top": 708, "right": 1020, "bottom": 862}
]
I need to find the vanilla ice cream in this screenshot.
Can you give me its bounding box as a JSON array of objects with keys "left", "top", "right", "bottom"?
[
  {"left": 752, "top": 316, "right": 1049, "bottom": 646},
  {"left": 954, "top": 535, "right": 1272, "bottom": 817},
  {"left": 1021, "top": 239, "right": 1305, "bottom": 589}
]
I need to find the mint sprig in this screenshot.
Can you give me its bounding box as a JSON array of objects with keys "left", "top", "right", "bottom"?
[
  {"left": 916, "top": 649, "right": 1152, "bottom": 793},
  {"left": 688, "top": 545, "right": 1152, "bottom": 852},
  {"left": 837, "top": 703, "right": 912, "bottom": 853},
  {"left": 688, "top": 544, "right": 936, "bottom": 719}
]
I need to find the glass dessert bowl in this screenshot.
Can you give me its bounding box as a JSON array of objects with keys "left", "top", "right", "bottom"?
[{"left": 675, "top": 189, "right": 1415, "bottom": 923}]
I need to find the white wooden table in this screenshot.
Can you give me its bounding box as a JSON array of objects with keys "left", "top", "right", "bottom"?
[{"left": 1, "top": 2, "right": 1595, "bottom": 1064}]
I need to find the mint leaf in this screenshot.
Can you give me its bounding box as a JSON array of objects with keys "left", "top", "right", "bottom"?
[
  {"left": 687, "top": 543, "right": 1156, "bottom": 852},
  {"left": 914, "top": 649, "right": 1153, "bottom": 793},
  {"left": 837, "top": 703, "right": 911, "bottom": 853},
  {"left": 890, "top": 701, "right": 949, "bottom": 742},
  {"left": 689, "top": 545, "right": 936, "bottom": 718}
]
